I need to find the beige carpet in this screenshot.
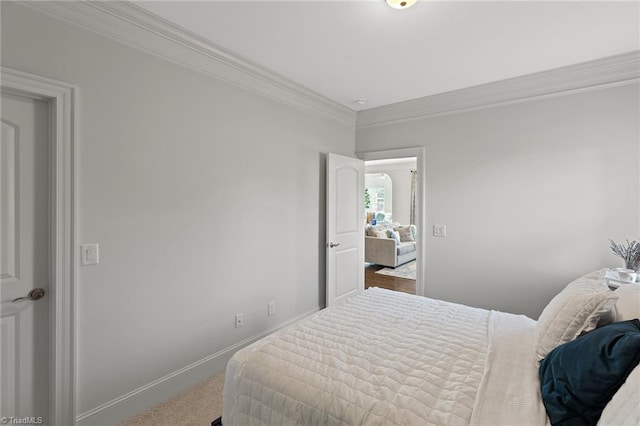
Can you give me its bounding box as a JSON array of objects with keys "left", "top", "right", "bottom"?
[{"left": 122, "top": 372, "right": 224, "bottom": 426}]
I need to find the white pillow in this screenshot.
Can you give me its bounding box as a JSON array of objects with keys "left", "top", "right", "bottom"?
[
  {"left": 386, "top": 230, "right": 401, "bottom": 244},
  {"left": 534, "top": 272, "right": 618, "bottom": 360},
  {"left": 599, "top": 364, "right": 640, "bottom": 425},
  {"left": 373, "top": 230, "right": 388, "bottom": 239},
  {"left": 614, "top": 285, "right": 640, "bottom": 321}
]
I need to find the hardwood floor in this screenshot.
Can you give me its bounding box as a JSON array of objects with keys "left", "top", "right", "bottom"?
[{"left": 364, "top": 264, "right": 416, "bottom": 295}]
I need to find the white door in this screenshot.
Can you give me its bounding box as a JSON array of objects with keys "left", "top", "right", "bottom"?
[
  {"left": 1, "top": 93, "right": 50, "bottom": 423},
  {"left": 326, "top": 153, "right": 365, "bottom": 307}
]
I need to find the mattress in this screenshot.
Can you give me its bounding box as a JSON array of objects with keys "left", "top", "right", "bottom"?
[{"left": 223, "top": 288, "right": 547, "bottom": 425}]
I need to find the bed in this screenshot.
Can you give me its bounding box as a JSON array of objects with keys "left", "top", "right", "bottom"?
[{"left": 221, "top": 272, "right": 640, "bottom": 425}]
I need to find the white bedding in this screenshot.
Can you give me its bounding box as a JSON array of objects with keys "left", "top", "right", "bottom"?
[{"left": 223, "top": 288, "right": 547, "bottom": 425}]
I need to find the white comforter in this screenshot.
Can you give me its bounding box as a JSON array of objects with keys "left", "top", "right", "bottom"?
[{"left": 223, "top": 288, "right": 548, "bottom": 425}]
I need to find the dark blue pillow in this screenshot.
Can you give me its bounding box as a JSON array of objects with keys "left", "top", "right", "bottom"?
[{"left": 539, "top": 319, "right": 640, "bottom": 426}]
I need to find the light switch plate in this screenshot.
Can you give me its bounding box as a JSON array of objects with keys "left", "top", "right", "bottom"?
[
  {"left": 81, "top": 243, "right": 99, "bottom": 266},
  {"left": 433, "top": 225, "right": 447, "bottom": 237}
]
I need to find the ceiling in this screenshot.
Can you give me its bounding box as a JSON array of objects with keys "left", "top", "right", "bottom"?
[{"left": 134, "top": 1, "right": 639, "bottom": 111}]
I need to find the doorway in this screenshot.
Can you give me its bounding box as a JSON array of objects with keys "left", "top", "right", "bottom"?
[
  {"left": 364, "top": 158, "right": 417, "bottom": 294},
  {"left": 358, "top": 147, "right": 425, "bottom": 297}
]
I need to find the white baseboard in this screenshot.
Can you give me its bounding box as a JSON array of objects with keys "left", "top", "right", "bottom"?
[{"left": 77, "top": 308, "right": 319, "bottom": 425}]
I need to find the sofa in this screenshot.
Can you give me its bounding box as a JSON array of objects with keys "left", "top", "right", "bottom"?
[{"left": 365, "top": 223, "right": 417, "bottom": 268}]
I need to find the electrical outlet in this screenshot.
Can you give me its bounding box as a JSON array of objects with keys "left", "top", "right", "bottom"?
[
  {"left": 235, "top": 313, "right": 243, "bottom": 328},
  {"left": 268, "top": 301, "right": 276, "bottom": 316}
]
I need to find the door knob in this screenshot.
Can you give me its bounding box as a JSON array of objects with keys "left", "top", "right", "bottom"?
[
  {"left": 328, "top": 242, "right": 341, "bottom": 248},
  {"left": 12, "top": 288, "right": 46, "bottom": 303}
]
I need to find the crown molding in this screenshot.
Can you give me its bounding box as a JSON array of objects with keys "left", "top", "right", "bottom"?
[
  {"left": 16, "top": 1, "right": 638, "bottom": 130},
  {"left": 357, "top": 51, "right": 640, "bottom": 129},
  {"left": 20, "top": 0, "right": 356, "bottom": 126}
]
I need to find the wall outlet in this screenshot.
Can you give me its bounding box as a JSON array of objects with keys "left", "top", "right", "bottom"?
[
  {"left": 235, "top": 313, "right": 243, "bottom": 328},
  {"left": 268, "top": 301, "right": 276, "bottom": 316}
]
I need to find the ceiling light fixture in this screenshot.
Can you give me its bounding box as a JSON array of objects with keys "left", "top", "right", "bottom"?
[{"left": 386, "top": 0, "right": 418, "bottom": 10}]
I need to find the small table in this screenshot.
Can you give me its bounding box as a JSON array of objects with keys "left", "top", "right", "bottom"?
[{"left": 604, "top": 269, "right": 639, "bottom": 290}]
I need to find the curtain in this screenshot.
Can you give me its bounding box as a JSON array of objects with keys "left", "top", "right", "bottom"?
[{"left": 410, "top": 170, "right": 417, "bottom": 225}]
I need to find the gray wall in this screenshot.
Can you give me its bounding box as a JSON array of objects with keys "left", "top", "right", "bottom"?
[
  {"left": 357, "top": 84, "right": 640, "bottom": 319},
  {"left": 1, "top": 3, "right": 355, "bottom": 421}
]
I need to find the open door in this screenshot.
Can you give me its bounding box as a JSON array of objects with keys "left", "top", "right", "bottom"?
[
  {"left": 326, "top": 153, "right": 365, "bottom": 307},
  {"left": 2, "top": 91, "right": 51, "bottom": 422}
]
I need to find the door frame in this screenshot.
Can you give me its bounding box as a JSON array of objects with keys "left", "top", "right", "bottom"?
[
  {"left": 1, "top": 68, "right": 77, "bottom": 425},
  {"left": 356, "top": 147, "right": 426, "bottom": 297}
]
